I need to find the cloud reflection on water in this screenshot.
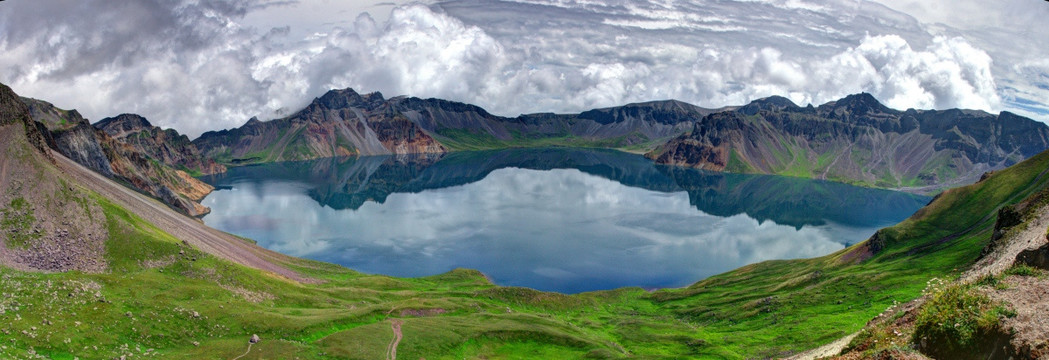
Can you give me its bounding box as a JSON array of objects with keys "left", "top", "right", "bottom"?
[{"left": 203, "top": 167, "right": 867, "bottom": 293}]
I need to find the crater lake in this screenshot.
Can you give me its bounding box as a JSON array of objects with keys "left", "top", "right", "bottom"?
[{"left": 200, "top": 148, "right": 929, "bottom": 293}]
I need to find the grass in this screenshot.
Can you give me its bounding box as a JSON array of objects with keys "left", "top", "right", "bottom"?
[
  {"left": 4, "top": 140, "right": 1049, "bottom": 357},
  {"left": 912, "top": 284, "right": 1009, "bottom": 351}
]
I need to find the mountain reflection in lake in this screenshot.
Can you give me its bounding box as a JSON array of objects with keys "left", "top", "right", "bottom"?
[{"left": 200, "top": 148, "right": 929, "bottom": 293}]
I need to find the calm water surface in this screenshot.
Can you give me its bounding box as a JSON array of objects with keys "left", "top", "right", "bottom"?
[{"left": 201, "top": 148, "right": 929, "bottom": 293}]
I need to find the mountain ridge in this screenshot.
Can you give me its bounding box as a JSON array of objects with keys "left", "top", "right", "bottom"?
[
  {"left": 648, "top": 93, "right": 1049, "bottom": 192},
  {"left": 94, "top": 113, "right": 226, "bottom": 176},
  {"left": 190, "top": 88, "right": 1049, "bottom": 193},
  {"left": 20, "top": 98, "right": 216, "bottom": 217}
]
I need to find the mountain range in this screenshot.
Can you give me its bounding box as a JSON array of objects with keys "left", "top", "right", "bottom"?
[
  {"left": 192, "top": 89, "right": 1049, "bottom": 195},
  {"left": 13, "top": 87, "right": 1049, "bottom": 219},
  {"left": 191, "top": 88, "right": 714, "bottom": 164},
  {"left": 649, "top": 93, "right": 1049, "bottom": 191}
]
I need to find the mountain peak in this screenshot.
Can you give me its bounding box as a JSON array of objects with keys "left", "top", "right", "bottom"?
[
  {"left": 315, "top": 87, "right": 386, "bottom": 110},
  {"left": 94, "top": 113, "right": 154, "bottom": 137},
  {"left": 821, "top": 93, "right": 896, "bottom": 117},
  {"left": 739, "top": 95, "right": 798, "bottom": 115}
]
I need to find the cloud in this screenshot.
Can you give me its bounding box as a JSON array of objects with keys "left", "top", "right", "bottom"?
[
  {"left": 810, "top": 34, "right": 1001, "bottom": 111},
  {"left": 0, "top": 0, "right": 1042, "bottom": 138}
]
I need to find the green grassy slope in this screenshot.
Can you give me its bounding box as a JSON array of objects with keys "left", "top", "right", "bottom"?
[
  {"left": 4, "top": 127, "right": 1049, "bottom": 357},
  {"left": 647, "top": 149, "right": 1049, "bottom": 357}
]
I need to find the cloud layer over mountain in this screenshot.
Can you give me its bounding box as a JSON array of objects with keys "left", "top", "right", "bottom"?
[{"left": 1, "top": 0, "right": 1046, "bottom": 137}]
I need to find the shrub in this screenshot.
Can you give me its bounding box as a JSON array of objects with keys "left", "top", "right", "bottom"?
[{"left": 912, "top": 284, "right": 1012, "bottom": 359}]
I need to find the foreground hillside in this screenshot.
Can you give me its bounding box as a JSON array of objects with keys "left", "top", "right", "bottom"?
[{"left": 2, "top": 79, "right": 1049, "bottom": 359}]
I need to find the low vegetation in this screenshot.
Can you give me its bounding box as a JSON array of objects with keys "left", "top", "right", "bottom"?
[{"left": 912, "top": 283, "right": 1014, "bottom": 358}]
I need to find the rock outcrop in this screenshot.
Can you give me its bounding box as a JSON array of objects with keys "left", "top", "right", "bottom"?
[
  {"left": 24, "top": 98, "right": 115, "bottom": 177},
  {"left": 1, "top": 86, "right": 52, "bottom": 161},
  {"left": 21, "top": 98, "right": 214, "bottom": 217},
  {"left": 193, "top": 89, "right": 446, "bottom": 164},
  {"left": 647, "top": 93, "right": 1049, "bottom": 193},
  {"left": 94, "top": 113, "right": 225, "bottom": 175}
]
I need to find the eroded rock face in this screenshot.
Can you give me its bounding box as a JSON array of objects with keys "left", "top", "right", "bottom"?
[
  {"left": 24, "top": 99, "right": 116, "bottom": 178},
  {"left": 95, "top": 114, "right": 225, "bottom": 175},
  {"left": 194, "top": 89, "right": 448, "bottom": 164},
  {"left": 192, "top": 88, "right": 716, "bottom": 165},
  {"left": 0, "top": 87, "right": 52, "bottom": 161},
  {"left": 21, "top": 98, "right": 213, "bottom": 217},
  {"left": 647, "top": 93, "right": 1049, "bottom": 193}
]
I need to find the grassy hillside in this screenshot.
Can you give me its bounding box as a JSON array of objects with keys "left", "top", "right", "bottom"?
[
  {"left": 5, "top": 85, "right": 1049, "bottom": 357},
  {"left": 2, "top": 153, "right": 1046, "bottom": 359}
]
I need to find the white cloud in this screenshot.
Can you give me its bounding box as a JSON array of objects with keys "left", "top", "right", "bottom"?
[
  {"left": 811, "top": 35, "right": 1001, "bottom": 111},
  {"left": 0, "top": 0, "right": 1043, "bottom": 138}
]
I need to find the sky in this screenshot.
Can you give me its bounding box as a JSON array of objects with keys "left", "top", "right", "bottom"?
[{"left": 1, "top": 0, "right": 1047, "bottom": 138}]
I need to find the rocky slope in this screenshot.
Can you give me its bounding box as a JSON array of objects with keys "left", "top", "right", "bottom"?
[
  {"left": 398, "top": 96, "right": 714, "bottom": 149},
  {"left": 825, "top": 156, "right": 1049, "bottom": 360},
  {"left": 647, "top": 93, "right": 1049, "bottom": 193},
  {"left": 192, "top": 88, "right": 714, "bottom": 165},
  {"left": 1, "top": 85, "right": 107, "bottom": 272},
  {"left": 95, "top": 113, "right": 225, "bottom": 175},
  {"left": 192, "top": 89, "right": 446, "bottom": 164},
  {"left": 20, "top": 98, "right": 214, "bottom": 217}
]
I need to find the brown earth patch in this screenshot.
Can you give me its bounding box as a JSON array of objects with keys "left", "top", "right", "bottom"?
[{"left": 399, "top": 308, "right": 447, "bottom": 317}]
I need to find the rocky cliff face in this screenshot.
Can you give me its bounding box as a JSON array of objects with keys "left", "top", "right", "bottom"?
[
  {"left": 193, "top": 89, "right": 445, "bottom": 164},
  {"left": 23, "top": 98, "right": 115, "bottom": 177},
  {"left": 193, "top": 88, "right": 716, "bottom": 165},
  {"left": 94, "top": 114, "right": 226, "bottom": 175},
  {"left": 648, "top": 93, "right": 1049, "bottom": 192},
  {"left": 21, "top": 98, "right": 214, "bottom": 217},
  {"left": 395, "top": 96, "right": 711, "bottom": 148},
  {"left": 1, "top": 87, "right": 52, "bottom": 161}
]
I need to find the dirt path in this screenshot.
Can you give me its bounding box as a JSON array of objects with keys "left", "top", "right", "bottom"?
[
  {"left": 54, "top": 152, "right": 309, "bottom": 282},
  {"left": 386, "top": 319, "right": 403, "bottom": 360},
  {"left": 963, "top": 205, "right": 1049, "bottom": 282},
  {"left": 231, "top": 343, "right": 254, "bottom": 360},
  {"left": 786, "top": 332, "right": 858, "bottom": 360}
]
